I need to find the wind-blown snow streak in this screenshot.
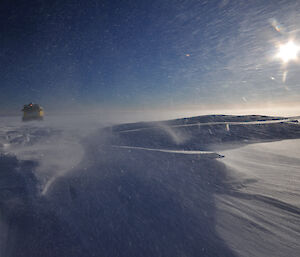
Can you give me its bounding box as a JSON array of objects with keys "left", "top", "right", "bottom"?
[{"left": 112, "top": 145, "right": 214, "bottom": 154}]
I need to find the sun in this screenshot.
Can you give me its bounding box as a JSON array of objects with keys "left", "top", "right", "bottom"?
[{"left": 276, "top": 40, "right": 300, "bottom": 63}]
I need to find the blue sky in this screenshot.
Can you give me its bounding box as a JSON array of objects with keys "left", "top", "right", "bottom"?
[{"left": 1, "top": 0, "right": 300, "bottom": 114}]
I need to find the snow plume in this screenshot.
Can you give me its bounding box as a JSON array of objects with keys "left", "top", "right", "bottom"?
[
  {"left": 0, "top": 116, "right": 105, "bottom": 196},
  {"left": 158, "top": 123, "right": 189, "bottom": 145},
  {"left": 37, "top": 133, "right": 84, "bottom": 195}
]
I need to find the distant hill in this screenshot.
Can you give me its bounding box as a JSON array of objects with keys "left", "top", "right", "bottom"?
[{"left": 101, "top": 115, "right": 300, "bottom": 151}]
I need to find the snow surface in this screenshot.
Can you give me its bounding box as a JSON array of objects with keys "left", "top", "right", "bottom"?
[
  {"left": 216, "top": 139, "right": 300, "bottom": 257},
  {"left": 0, "top": 114, "right": 299, "bottom": 257}
]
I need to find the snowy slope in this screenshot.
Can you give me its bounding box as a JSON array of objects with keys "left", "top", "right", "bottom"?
[
  {"left": 215, "top": 140, "right": 300, "bottom": 257},
  {"left": 0, "top": 114, "right": 299, "bottom": 257}
]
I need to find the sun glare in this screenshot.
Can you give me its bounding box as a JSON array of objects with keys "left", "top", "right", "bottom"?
[{"left": 276, "top": 41, "right": 300, "bottom": 63}]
